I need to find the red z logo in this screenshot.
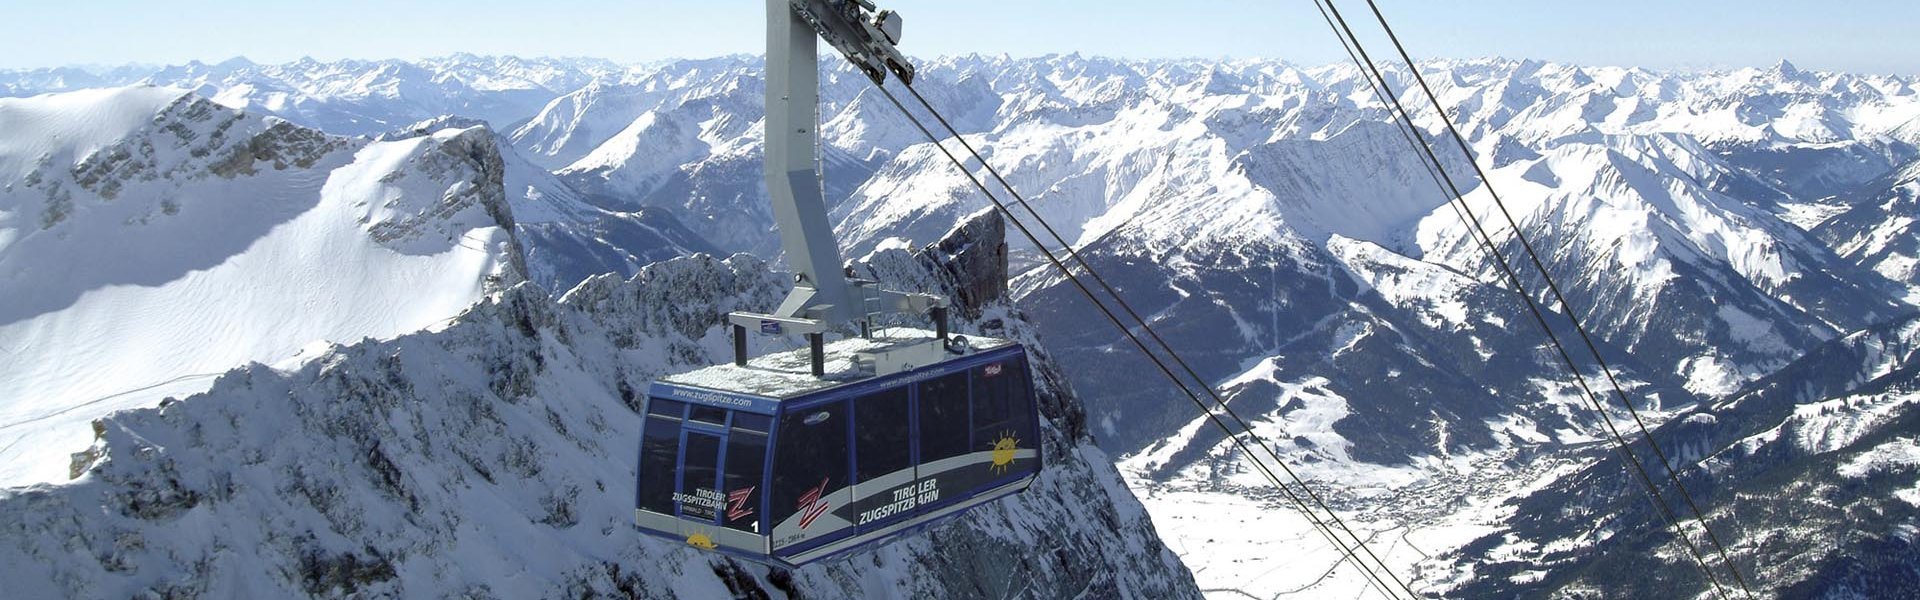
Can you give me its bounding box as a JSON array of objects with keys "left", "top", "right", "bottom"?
[
  {"left": 797, "top": 478, "right": 830, "bottom": 529},
  {"left": 726, "top": 487, "right": 755, "bottom": 522}
]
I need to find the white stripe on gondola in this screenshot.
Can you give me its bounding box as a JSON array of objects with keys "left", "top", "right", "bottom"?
[
  {"left": 766, "top": 447, "right": 1041, "bottom": 547},
  {"left": 778, "top": 474, "right": 1038, "bottom": 565}
]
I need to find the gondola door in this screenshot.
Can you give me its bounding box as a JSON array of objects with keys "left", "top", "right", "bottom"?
[{"left": 676, "top": 430, "right": 725, "bottom": 526}]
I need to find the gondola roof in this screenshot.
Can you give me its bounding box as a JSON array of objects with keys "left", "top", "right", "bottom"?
[{"left": 657, "top": 327, "right": 1016, "bottom": 402}]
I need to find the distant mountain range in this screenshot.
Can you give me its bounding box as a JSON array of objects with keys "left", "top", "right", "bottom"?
[{"left": 3, "top": 54, "right": 1918, "bottom": 597}]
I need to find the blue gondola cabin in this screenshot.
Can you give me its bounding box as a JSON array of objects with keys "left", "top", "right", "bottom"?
[{"left": 634, "top": 328, "right": 1042, "bottom": 567}]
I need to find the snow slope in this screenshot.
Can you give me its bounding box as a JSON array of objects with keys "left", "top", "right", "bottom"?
[
  {"left": 0, "top": 88, "right": 524, "bottom": 486},
  {"left": 1414, "top": 133, "right": 1906, "bottom": 396}
]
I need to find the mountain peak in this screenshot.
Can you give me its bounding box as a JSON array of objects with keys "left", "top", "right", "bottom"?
[{"left": 1773, "top": 58, "right": 1805, "bottom": 79}]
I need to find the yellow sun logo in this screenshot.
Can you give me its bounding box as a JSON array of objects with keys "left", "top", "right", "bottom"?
[
  {"left": 989, "top": 430, "right": 1020, "bottom": 474},
  {"left": 686, "top": 531, "right": 717, "bottom": 550}
]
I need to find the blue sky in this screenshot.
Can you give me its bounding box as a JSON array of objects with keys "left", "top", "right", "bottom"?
[{"left": 4, "top": 0, "right": 1916, "bottom": 74}]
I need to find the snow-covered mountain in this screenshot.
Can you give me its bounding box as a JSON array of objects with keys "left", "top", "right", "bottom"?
[
  {"left": 622, "top": 60, "right": 1911, "bottom": 554},
  {"left": 1438, "top": 311, "right": 1920, "bottom": 598},
  {"left": 509, "top": 56, "right": 898, "bottom": 255},
  {"left": 378, "top": 115, "right": 718, "bottom": 294},
  {"left": 792, "top": 55, "right": 1917, "bottom": 596},
  {"left": 465, "top": 52, "right": 1914, "bottom": 409},
  {"left": 0, "top": 88, "right": 714, "bottom": 489},
  {"left": 1413, "top": 131, "right": 1907, "bottom": 396},
  {"left": 0, "top": 87, "right": 527, "bottom": 486},
  {"left": 0, "top": 55, "right": 632, "bottom": 136},
  {"left": 0, "top": 212, "right": 1201, "bottom": 599},
  {"left": 1819, "top": 156, "right": 1920, "bottom": 301}
]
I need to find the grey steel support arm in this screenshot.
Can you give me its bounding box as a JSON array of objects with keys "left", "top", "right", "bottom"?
[
  {"left": 765, "top": 0, "right": 855, "bottom": 325},
  {"left": 733, "top": 0, "right": 948, "bottom": 374},
  {"left": 757, "top": 0, "right": 932, "bottom": 328}
]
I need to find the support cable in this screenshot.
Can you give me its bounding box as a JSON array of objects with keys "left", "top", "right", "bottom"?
[
  {"left": 1351, "top": 1, "right": 1757, "bottom": 596},
  {"left": 1310, "top": 3, "right": 1731, "bottom": 597},
  {"left": 1300, "top": 4, "right": 1730, "bottom": 593},
  {"left": 1302, "top": 0, "right": 1755, "bottom": 596}
]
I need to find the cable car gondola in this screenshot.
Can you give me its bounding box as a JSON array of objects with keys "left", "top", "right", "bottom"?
[
  {"left": 636, "top": 329, "right": 1041, "bottom": 566},
  {"left": 634, "top": 0, "right": 1042, "bottom": 567}
]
